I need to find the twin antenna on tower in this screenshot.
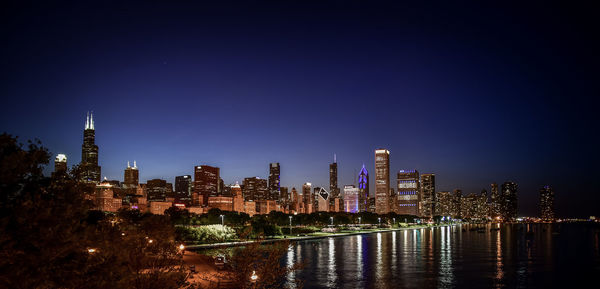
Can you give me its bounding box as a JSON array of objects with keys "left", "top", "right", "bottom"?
[
  {"left": 84, "top": 111, "right": 95, "bottom": 130},
  {"left": 127, "top": 161, "right": 138, "bottom": 169}
]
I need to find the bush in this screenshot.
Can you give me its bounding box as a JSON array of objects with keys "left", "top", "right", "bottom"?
[
  {"left": 175, "top": 225, "right": 237, "bottom": 244},
  {"left": 321, "top": 227, "right": 338, "bottom": 233}
]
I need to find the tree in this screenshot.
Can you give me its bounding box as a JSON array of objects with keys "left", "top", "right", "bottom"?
[{"left": 0, "top": 134, "right": 188, "bottom": 289}]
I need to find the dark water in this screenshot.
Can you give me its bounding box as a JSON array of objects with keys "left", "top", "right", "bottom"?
[{"left": 284, "top": 223, "right": 600, "bottom": 288}]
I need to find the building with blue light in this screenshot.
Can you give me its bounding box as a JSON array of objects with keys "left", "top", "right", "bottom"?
[{"left": 358, "top": 164, "right": 369, "bottom": 212}]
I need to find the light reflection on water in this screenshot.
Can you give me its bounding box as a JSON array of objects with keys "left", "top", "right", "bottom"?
[{"left": 286, "top": 223, "right": 600, "bottom": 289}]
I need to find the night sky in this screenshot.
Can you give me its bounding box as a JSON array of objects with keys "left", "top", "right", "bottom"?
[{"left": 1, "top": 1, "right": 598, "bottom": 217}]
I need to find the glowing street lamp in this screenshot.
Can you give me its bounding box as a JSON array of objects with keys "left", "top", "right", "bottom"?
[
  {"left": 393, "top": 217, "right": 396, "bottom": 225},
  {"left": 358, "top": 216, "right": 361, "bottom": 225},
  {"left": 148, "top": 239, "right": 153, "bottom": 244},
  {"left": 220, "top": 214, "right": 225, "bottom": 226},
  {"left": 378, "top": 217, "right": 381, "bottom": 226},
  {"left": 289, "top": 216, "right": 293, "bottom": 235},
  {"left": 179, "top": 244, "right": 185, "bottom": 251},
  {"left": 87, "top": 248, "right": 97, "bottom": 253},
  {"left": 330, "top": 216, "right": 334, "bottom": 226},
  {"left": 250, "top": 270, "right": 258, "bottom": 283}
]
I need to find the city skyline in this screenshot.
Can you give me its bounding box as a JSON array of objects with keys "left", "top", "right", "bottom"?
[{"left": 2, "top": 1, "right": 598, "bottom": 218}]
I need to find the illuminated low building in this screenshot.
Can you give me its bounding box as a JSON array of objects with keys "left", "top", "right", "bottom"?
[
  {"left": 343, "top": 185, "right": 359, "bottom": 213},
  {"left": 149, "top": 201, "right": 172, "bottom": 215},
  {"left": 207, "top": 196, "right": 233, "bottom": 211}
]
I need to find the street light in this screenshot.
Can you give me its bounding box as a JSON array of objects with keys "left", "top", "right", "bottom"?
[
  {"left": 289, "top": 216, "right": 293, "bottom": 235},
  {"left": 393, "top": 218, "right": 396, "bottom": 226},
  {"left": 87, "top": 248, "right": 97, "bottom": 253},
  {"left": 220, "top": 214, "right": 224, "bottom": 226},
  {"left": 250, "top": 270, "right": 258, "bottom": 283},
  {"left": 378, "top": 217, "right": 381, "bottom": 226},
  {"left": 330, "top": 216, "right": 334, "bottom": 226},
  {"left": 358, "top": 216, "right": 361, "bottom": 225}
]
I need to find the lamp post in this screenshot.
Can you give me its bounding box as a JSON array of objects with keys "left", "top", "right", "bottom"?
[
  {"left": 358, "top": 216, "right": 361, "bottom": 225},
  {"left": 330, "top": 216, "right": 334, "bottom": 226},
  {"left": 289, "top": 216, "right": 293, "bottom": 235},
  {"left": 378, "top": 217, "right": 381, "bottom": 226},
  {"left": 220, "top": 214, "right": 224, "bottom": 226},
  {"left": 393, "top": 217, "right": 396, "bottom": 227}
]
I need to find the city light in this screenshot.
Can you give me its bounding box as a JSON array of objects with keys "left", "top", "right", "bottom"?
[
  {"left": 87, "top": 248, "right": 96, "bottom": 253},
  {"left": 250, "top": 270, "right": 258, "bottom": 282}
]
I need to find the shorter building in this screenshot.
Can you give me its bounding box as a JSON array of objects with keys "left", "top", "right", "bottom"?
[
  {"left": 257, "top": 200, "right": 277, "bottom": 215},
  {"left": 95, "top": 181, "right": 123, "bottom": 212},
  {"left": 315, "top": 187, "right": 330, "bottom": 212},
  {"left": 244, "top": 200, "right": 257, "bottom": 216},
  {"left": 187, "top": 206, "right": 206, "bottom": 215},
  {"left": 207, "top": 196, "right": 233, "bottom": 211},
  {"left": 231, "top": 183, "right": 244, "bottom": 212},
  {"left": 344, "top": 185, "right": 359, "bottom": 213},
  {"left": 540, "top": 186, "right": 555, "bottom": 221},
  {"left": 435, "top": 191, "right": 451, "bottom": 217},
  {"left": 54, "top": 154, "right": 67, "bottom": 175},
  {"left": 150, "top": 201, "right": 172, "bottom": 215}
]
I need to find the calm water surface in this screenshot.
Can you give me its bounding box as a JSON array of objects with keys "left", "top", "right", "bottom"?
[{"left": 284, "top": 223, "right": 600, "bottom": 288}]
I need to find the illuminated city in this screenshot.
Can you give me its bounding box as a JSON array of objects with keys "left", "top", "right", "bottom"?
[{"left": 1, "top": 1, "right": 598, "bottom": 289}]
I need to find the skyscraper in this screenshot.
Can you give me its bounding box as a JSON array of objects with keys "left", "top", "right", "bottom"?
[
  {"left": 540, "top": 185, "right": 555, "bottom": 221},
  {"left": 268, "top": 163, "right": 280, "bottom": 200},
  {"left": 194, "top": 165, "right": 219, "bottom": 205},
  {"left": 329, "top": 154, "right": 340, "bottom": 211},
  {"left": 490, "top": 183, "right": 501, "bottom": 218},
  {"left": 80, "top": 112, "right": 101, "bottom": 183},
  {"left": 358, "top": 164, "right": 369, "bottom": 212},
  {"left": 175, "top": 175, "right": 192, "bottom": 204},
  {"left": 243, "top": 177, "right": 268, "bottom": 201},
  {"left": 396, "top": 170, "right": 420, "bottom": 215},
  {"left": 302, "top": 183, "right": 312, "bottom": 214},
  {"left": 124, "top": 161, "right": 139, "bottom": 187},
  {"left": 375, "top": 149, "right": 390, "bottom": 214},
  {"left": 501, "top": 182, "right": 518, "bottom": 221},
  {"left": 54, "top": 154, "right": 67, "bottom": 174},
  {"left": 420, "top": 174, "right": 436, "bottom": 218}
]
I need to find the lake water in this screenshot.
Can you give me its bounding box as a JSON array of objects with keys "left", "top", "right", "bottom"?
[{"left": 284, "top": 223, "right": 600, "bottom": 288}]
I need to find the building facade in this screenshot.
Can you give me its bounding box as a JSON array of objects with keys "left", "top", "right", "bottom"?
[
  {"left": 375, "top": 149, "right": 390, "bottom": 214},
  {"left": 268, "top": 163, "right": 280, "bottom": 200},
  {"left": 80, "top": 112, "right": 101, "bottom": 183},
  {"left": 194, "top": 165, "right": 220, "bottom": 205},
  {"left": 358, "top": 164, "right": 369, "bottom": 212},
  {"left": 539, "top": 185, "right": 555, "bottom": 221},
  {"left": 343, "top": 185, "right": 359, "bottom": 213},
  {"left": 395, "top": 170, "right": 420, "bottom": 215},
  {"left": 501, "top": 182, "right": 518, "bottom": 221},
  {"left": 420, "top": 173, "right": 435, "bottom": 218}
]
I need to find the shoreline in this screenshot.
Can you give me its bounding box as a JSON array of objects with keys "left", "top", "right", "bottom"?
[{"left": 187, "top": 224, "right": 451, "bottom": 250}]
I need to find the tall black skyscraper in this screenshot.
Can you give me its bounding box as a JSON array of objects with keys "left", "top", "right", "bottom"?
[
  {"left": 501, "top": 182, "right": 518, "bottom": 221},
  {"left": 80, "top": 112, "right": 101, "bottom": 183},
  {"left": 329, "top": 154, "right": 340, "bottom": 210},
  {"left": 268, "top": 163, "right": 280, "bottom": 200},
  {"left": 540, "top": 185, "right": 555, "bottom": 220}
]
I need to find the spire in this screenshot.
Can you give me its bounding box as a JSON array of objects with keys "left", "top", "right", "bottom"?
[
  {"left": 334, "top": 153, "right": 337, "bottom": 163},
  {"left": 90, "top": 112, "right": 95, "bottom": 130},
  {"left": 85, "top": 111, "right": 90, "bottom": 129},
  {"left": 133, "top": 160, "right": 137, "bottom": 169},
  {"left": 127, "top": 161, "right": 130, "bottom": 168}
]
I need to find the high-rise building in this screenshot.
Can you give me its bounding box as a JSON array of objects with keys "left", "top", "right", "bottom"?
[
  {"left": 540, "top": 185, "right": 555, "bottom": 221},
  {"left": 420, "top": 174, "right": 435, "bottom": 218},
  {"left": 343, "top": 185, "right": 359, "bottom": 213},
  {"left": 231, "top": 182, "right": 244, "bottom": 212},
  {"left": 396, "top": 170, "right": 420, "bottom": 215},
  {"left": 315, "top": 187, "right": 329, "bottom": 212},
  {"left": 268, "top": 163, "right": 280, "bottom": 200},
  {"left": 358, "top": 164, "right": 369, "bottom": 212},
  {"left": 329, "top": 155, "right": 340, "bottom": 211},
  {"left": 146, "top": 179, "right": 172, "bottom": 201},
  {"left": 80, "top": 112, "right": 101, "bottom": 183},
  {"left": 291, "top": 187, "right": 299, "bottom": 213},
  {"left": 451, "top": 189, "right": 462, "bottom": 218},
  {"left": 54, "top": 154, "right": 67, "bottom": 175},
  {"left": 490, "top": 183, "right": 501, "bottom": 218},
  {"left": 375, "top": 149, "right": 390, "bottom": 214},
  {"left": 243, "top": 177, "right": 268, "bottom": 201},
  {"left": 501, "top": 182, "right": 518, "bottom": 221},
  {"left": 435, "top": 191, "right": 451, "bottom": 216},
  {"left": 194, "top": 165, "right": 219, "bottom": 205},
  {"left": 174, "top": 175, "right": 192, "bottom": 204},
  {"left": 124, "top": 161, "right": 139, "bottom": 187},
  {"left": 302, "top": 183, "right": 313, "bottom": 214}
]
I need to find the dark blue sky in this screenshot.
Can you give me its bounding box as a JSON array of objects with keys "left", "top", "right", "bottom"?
[{"left": 1, "top": 1, "right": 598, "bottom": 217}]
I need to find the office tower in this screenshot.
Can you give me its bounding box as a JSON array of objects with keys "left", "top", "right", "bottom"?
[
  {"left": 460, "top": 192, "right": 487, "bottom": 219},
  {"left": 490, "top": 183, "right": 501, "bottom": 218},
  {"left": 302, "top": 183, "right": 312, "bottom": 214},
  {"left": 396, "top": 170, "right": 420, "bottom": 215},
  {"left": 501, "top": 182, "right": 518, "bottom": 221},
  {"left": 54, "top": 154, "right": 67, "bottom": 175},
  {"left": 358, "top": 164, "right": 369, "bottom": 212},
  {"left": 80, "top": 112, "right": 101, "bottom": 183},
  {"left": 540, "top": 185, "right": 555, "bottom": 221},
  {"left": 367, "top": 197, "right": 376, "bottom": 213},
  {"left": 315, "top": 187, "right": 329, "bottom": 212},
  {"left": 146, "top": 179, "right": 171, "bottom": 201},
  {"left": 451, "top": 189, "right": 462, "bottom": 218},
  {"left": 343, "top": 185, "right": 359, "bottom": 213},
  {"left": 329, "top": 155, "right": 340, "bottom": 211},
  {"left": 291, "top": 187, "right": 299, "bottom": 213},
  {"left": 194, "top": 165, "right": 219, "bottom": 205},
  {"left": 435, "top": 191, "right": 451, "bottom": 216},
  {"left": 375, "top": 149, "right": 390, "bottom": 214},
  {"left": 420, "top": 173, "right": 435, "bottom": 218},
  {"left": 174, "top": 175, "right": 192, "bottom": 204},
  {"left": 123, "top": 161, "right": 139, "bottom": 187},
  {"left": 268, "top": 163, "right": 281, "bottom": 200},
  {"left": 231, "top": 182, "right": 244, "bottom": 212},
  {"left": 243, "top": 177, "right": 268, "bottom": 201},
  {"left": 279, "top": 186, "right": 289, "bottom": 212}
]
